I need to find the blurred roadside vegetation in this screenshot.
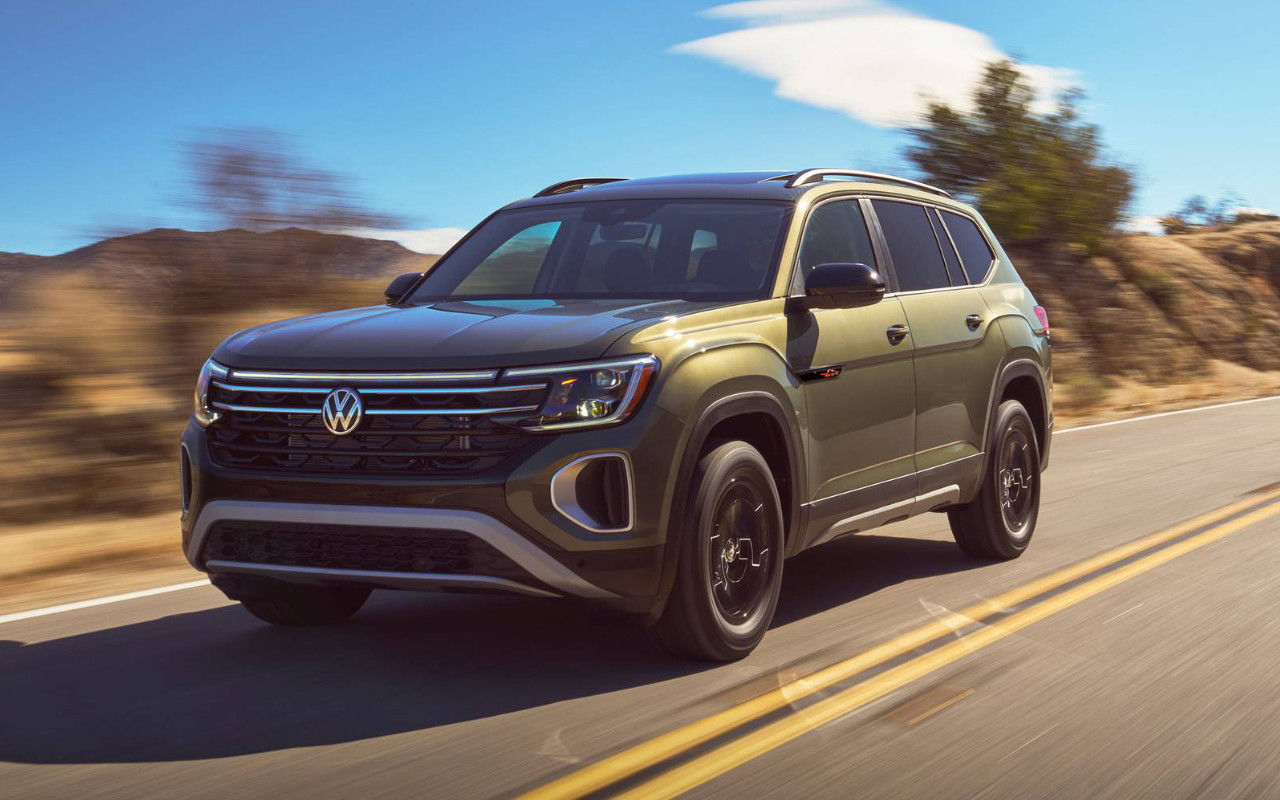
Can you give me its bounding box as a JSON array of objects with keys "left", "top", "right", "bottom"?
[{"left": 0, "top": 131, "right": 431, "bottom": 525}]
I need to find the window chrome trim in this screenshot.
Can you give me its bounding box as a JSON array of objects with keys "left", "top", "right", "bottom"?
[
  {"left": 785, "top": 192, "right": 999, "bottom": 298},
  {"left": 866, "top": 196, "right": 999, "bottom": 294},
  {"left": 549, "top": 452, "right": 636, "bottom": 534},
  {"left": 186, "top": 500, "right": 618, "bottom": 599}
]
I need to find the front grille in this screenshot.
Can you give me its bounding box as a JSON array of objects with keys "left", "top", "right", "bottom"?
[
  {"left": 202, "top": 520, "right": 533, "bottom": 580},
  {"left": 206, "top": 368, "right": 547, "bottom": 476}
]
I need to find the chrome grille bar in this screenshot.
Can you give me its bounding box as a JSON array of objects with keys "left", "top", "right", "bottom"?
[
  {"left": 212, "top": 380, "right": 546, "bottom": 395},
  {"left": 226, "top": 369, "right": 499, "bottom": 383},
  {"left": 211, "top": 401, "right": 538, "bottom": 416}
]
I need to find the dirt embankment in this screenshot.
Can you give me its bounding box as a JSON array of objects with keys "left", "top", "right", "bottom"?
[{"left": 1010, "top": 221, "right": 1280, "bottom": 415}]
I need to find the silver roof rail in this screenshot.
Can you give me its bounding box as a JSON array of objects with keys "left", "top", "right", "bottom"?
[
  {"left": 534, "top": 177, "right": 628, "bottom": 197},
  {"left": 770, "top": 169, "right": 951, "bottom": 198}
]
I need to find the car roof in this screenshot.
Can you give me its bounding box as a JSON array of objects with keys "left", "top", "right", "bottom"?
[{"left": 504, "top": 170, "right": 970, "bottom": 212}]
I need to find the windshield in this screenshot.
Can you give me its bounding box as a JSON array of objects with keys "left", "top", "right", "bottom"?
[{"left": 406, "top": 199, "right": 790, "bottom": 302}]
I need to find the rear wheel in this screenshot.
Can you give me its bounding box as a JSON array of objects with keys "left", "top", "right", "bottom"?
[
  {"left": 948, "top": 400, "right": 1041, "bottom": 560},
  {"left": 649, "top": 441, "right": 784, "bottom": 661},
  {"left": 238, "top": 582, "right": 372, "bottom": 626}
]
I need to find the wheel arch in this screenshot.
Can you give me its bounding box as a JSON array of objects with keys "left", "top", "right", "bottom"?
[
  {"left": 648, "top": 383, "right": 806, "bottom": 622},
  {"left": 983, "top": 358, "right": 1051, "bottom": 476}
]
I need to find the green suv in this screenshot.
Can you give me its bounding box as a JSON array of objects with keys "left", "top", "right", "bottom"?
[{"left": 181, "top": 169, "right": 1051, "bottom": 660}]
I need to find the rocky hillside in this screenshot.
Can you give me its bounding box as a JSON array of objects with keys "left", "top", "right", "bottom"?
[{"left": 1011, "top": 221, "right": 1280, "bottom": 392}]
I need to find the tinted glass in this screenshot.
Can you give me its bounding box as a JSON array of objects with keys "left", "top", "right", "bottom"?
[
  {"left": 941, "top": 210, "right": 995, "bottom": 283},
  {"left": 797, "top": 200, "right": 877, "bottom": 280},
  {"left": 453, "top": 221, "right": 560, "bottom": 295},
  {"left": 927, "top": 208, "right": 965, "bottom": 285},
  {"left": 871, "top": 200, "right": 951, "bottom": 292},
  {"left": 408, "top": 200, "right": 789, "bottom": 301}
]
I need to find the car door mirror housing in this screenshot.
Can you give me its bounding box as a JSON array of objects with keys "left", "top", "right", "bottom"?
[
  {"left": 800, "top": 263, "right": 885, "bottom": 309},
  {"left": 384, "top": 272, "right": 422, "bottom": 304}
]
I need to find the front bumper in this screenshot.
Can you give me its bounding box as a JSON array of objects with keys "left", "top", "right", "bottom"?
[{"left": 180, "top": 406, "right": 683, "bottom": 611}]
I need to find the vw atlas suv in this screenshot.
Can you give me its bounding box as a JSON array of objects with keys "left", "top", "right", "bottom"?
[{"left": 181, "top": 169, "right": 1052, "bottom": 660}]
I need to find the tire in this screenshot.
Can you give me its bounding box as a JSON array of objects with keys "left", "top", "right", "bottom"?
[
  {"left": 239, "top": 582, "right": 372, "bottom": 626},
  {"left": 948, "top": 399, "right": 1041, "bottom": 560},
  {"left": 649, "top": 441, "right": 785, "bottom": 661}
]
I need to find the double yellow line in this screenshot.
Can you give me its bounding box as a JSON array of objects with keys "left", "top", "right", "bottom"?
[{"left": 522, "top": 487, "right": 1280, "bottom": 800}]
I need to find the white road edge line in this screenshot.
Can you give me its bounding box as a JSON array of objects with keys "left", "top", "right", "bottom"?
[
  {"left": 5, "top": 393, "right": 1280, "bottom": 627},
  {"left": 0, "top": 579, "right": 210, "bottom": 626},
  {"left": 1058, "top": 394, "right": 1280, "bottom": 434}
]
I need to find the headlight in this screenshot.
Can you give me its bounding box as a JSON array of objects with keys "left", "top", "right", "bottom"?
[
  {"left": 502, "top": 355, "right": 658, "bottom": 431},
  {"left": 193, "top": 358, "right": 228, "bottom": 427}
]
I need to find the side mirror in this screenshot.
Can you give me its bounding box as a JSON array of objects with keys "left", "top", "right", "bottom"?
[
  {"left": 384, "top": 272, "right": 422, "bottom": 304},
  {"left": 801, "top": 263, "right": 885, "bottom": 309}
]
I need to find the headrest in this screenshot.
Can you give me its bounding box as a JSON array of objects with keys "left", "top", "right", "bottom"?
[
  {"left": 602, "top": 246, "right": 652, "bottom": 292},
  {"left": 696, "top": 249, "right": 758, "bottom": 292}
]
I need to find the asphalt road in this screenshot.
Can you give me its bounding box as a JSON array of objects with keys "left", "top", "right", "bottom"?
[{"left": 5, "top": 398, "right": 1280, "bottom": 800}]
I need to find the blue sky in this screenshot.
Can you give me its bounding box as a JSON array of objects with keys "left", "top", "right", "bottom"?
[{"left": 2, "top": 0, "right": 1277, "bottom": 255}]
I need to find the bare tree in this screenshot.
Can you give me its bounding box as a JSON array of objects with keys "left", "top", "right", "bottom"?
[{"left": 183, "top": 127, "right": 402, "bottom": 231}]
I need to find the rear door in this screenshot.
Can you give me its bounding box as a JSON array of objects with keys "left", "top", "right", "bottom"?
[
  {"left": 869, "top": 200, "right": 1006, "bottom": 501},
  {"left": 788, "top": 198, "right": 916, "bottom": 542}
]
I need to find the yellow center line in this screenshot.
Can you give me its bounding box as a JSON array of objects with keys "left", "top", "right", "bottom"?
[
  {"left": 615, "top": 499, "right": 1280, "bottom": 800},
  {"left": 519, "top": 486, "right": 1280, "bottom": 800}
]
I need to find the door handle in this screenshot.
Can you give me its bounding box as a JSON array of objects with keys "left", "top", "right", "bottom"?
[
  {"left": 965, "top": 314, "right": 984, "bottom": 330},
  {"left": 886, "top": 324, "right": 909, "bottom": 343}
]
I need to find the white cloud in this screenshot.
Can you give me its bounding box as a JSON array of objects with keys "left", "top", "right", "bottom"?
[
  {"left": 674, "top": 0, "right": 1076, "bottom": 128},
  {"left": 1232, "top": 206, "right": 1276, "bottom": 218},
  {"left": 355, "top": 227, "right": 468, "bottom": 254},
  {"left": 1124, "top": 215, "right": 1165, "bottom": 235}
]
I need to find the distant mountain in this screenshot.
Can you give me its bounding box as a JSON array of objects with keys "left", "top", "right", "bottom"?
[{"left": 0, "top": 227, "right": 438, "bottom": 306}]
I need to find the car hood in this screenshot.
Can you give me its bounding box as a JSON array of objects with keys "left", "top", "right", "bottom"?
[{"left": 213, "top": 298, "right": 718, "bottom": 370}]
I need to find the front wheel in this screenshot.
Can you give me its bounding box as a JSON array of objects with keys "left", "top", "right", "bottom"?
[
  {"left": 649, "top": 441, "right": 784, "bottom": 661},
  {"left": 948, "top": 400, "right": 1041, "bottom": 560}
]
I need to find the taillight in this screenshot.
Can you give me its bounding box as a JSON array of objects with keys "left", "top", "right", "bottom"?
[{"left": 1033, "top": 305, "right": 1050, "bottom": 337}]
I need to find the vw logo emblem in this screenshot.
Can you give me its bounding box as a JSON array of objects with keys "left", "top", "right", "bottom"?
[{"left": 321, "top": 388, "right": 363, "bottom": 436}]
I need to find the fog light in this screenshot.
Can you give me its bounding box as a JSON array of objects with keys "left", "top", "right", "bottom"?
[{"left": 550, "top": 453, "right": 634, "bottom": 533}]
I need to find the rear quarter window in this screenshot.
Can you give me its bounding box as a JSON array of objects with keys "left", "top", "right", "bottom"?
[{"left": 940, "top": 211, "right": 996, "bottom": 283}]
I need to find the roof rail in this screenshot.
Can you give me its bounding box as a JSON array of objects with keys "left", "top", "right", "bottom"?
[
  {"left": 534, "top": 177, "right": 628, "bottom": 197},
  {"left": 768, "top": 169, "right": 951, "bottom": 198}
]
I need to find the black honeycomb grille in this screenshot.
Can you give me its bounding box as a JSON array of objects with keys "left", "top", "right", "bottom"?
[{"left": 201, "top": 520, "right": 532, "bottom": 580}]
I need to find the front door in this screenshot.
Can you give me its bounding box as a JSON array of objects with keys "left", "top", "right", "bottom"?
[{"left": 787, "top": 198, "right": 916, "bottom": 544}]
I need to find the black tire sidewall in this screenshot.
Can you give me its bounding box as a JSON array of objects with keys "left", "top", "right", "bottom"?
[
  {"left": 985, "top": 401, "right": 1041, "bottom": 556},
  {"left": 675, "top": 441, "right": 785, "bottom": 658}
]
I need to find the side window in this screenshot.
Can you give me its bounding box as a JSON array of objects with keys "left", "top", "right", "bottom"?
[
  {"left": 453, "top": 220, "right": 561, "bottom": 295},
  {"left": 870, "top": 200, "right": 951, "bottom": 292},
  {"left": 940, "top": 211, "right": 995, "bottom": 283},
  {"left": 927, "top": 208, "right": 965, "bottom": 286},
  {"left": 796, "top": 200, "right": 877, "bottom": 281}
]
